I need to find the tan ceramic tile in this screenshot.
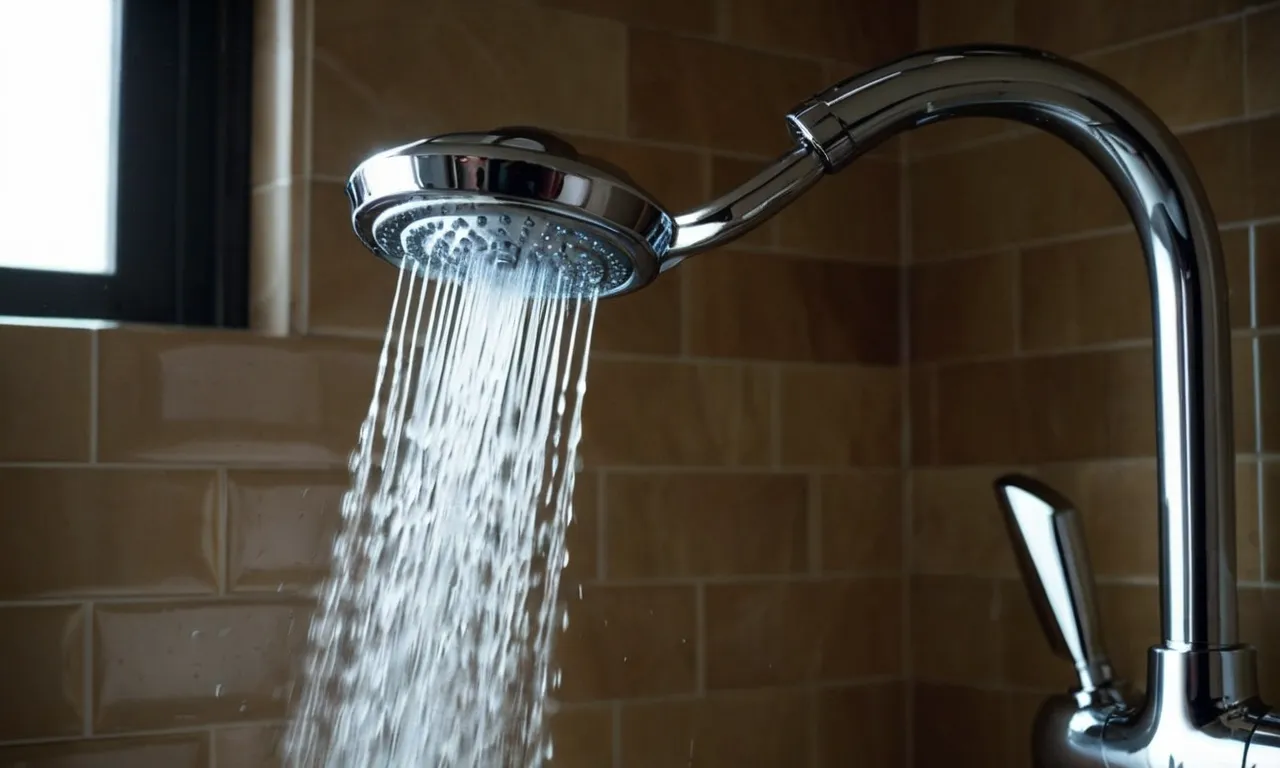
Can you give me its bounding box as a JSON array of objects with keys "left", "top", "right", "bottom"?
[
  {"left": 0, "top": 325, "right": 91, "bottom": 462},
  {"left": 1020, "top": 232, "right": 1149, "bottom": 349},
  {"left": 820, "top": 472, "right": 902, "bottom": 573},
  {"left": 1000, "top": 578, "right": 1077, "bottom": 691},
  {"left": 1022, "top": 228, "right": 1249, "bottom": 350},
  {"left": 548, "top": 707, "right": 612, "bottom": 768},
  {"left": 1017, "top": 348, "right": 1156, "bottom": 462},
  {"left": 725, "top": 0, "right": 916, "bottom": 63},
  {"left": 0, "top": 606, "right": 84, "bottom": 741},
  {"left": 779, "top": 365, "right": 901, "bottom": 467},
  {"left": 1005, "top": 690, "right": 1049, "bottom": 768},
  {"left": 685, "top": 251, "right": 900, "bottom": 363},
  {"left": 310, "top": 0, "right": 626, "bottom": 178},
  {"left": 1247, "top": 588, "right": 1280, "bottom": 703},
  {"left": 912, "top": 683, "right": 1010, "bottom": 767},
  {"left": 565, "top": 472, "right": 600, "bottom": 586},
  {"left": 592, "top": 269, "right": 683, "bottom": 356},
  {"left": 934, "top": 359, "right": 1020, "bottom": 465},
  {"left": 911, "top": 252, "right": 1017, "bottom": 361},
  {"left": 1234, "top": 335, "right": 1258, "bottom": 453},
  {"left": 1256, "top": 225, "right": 1280, "bottom": 328},
  {"left": 1182, "top": 115, "right": 1280, "bottom": 225},
  {"left": 1095, "top": 583, "right": 1160, "bottom": 689},
  {"left": 92, "top": 601, "right": 307, "bottom": 732},
  {"left": 0, "top": 734, "right": 210, "bottom": 768},
  {"left": 581, "top": 360, "right": 772, "bottom": 467},
  {"left": 910, "top": 575, "right": 1002, "bottom": 685},
  {"left": 1083, "top": 20, "right": 1244, "bottom": 130},
  {"left": 774, "top": 157, "right": 901, "bottom": 262},
  {"left": 704, "top": 578, "right": 902, "bottom": 687},
  {"left": 97, "top": 327, "right": 377, "bottom": 464},
  {"left": 1249, "top": 6, "right": 1280, "bottom": 113},
  {"left": 910, "top": 133, "right": 1125, "bottom": 258},
  {"left": 215, "top": 725, "right": 284, "bottom": 768},
  {"left": 919, "top": 0, "right": 1015, "bottom": 47},
  {"left": 0, "top": 468, "right": 218, "bottom": 599},
  {"left": 1259, "top": 336, "right": 1280, "bottom": 452},
  {"left": 568, "top": 137, "right": 708, "bottom": 212},
  {"left": 816, "top": 682, "right": 907, "bottom": 768},
  {"left": 1263, "top": 461, "right": 1280, "bottom": 582},
  {"left": 620, "top": 690, "right": 811, "bottom": 767},
  {"left": 628, "top": 30, "right": 825, "bottom": 156},
  {"left": 1224, "top": 228, "right": 1253, "bottom": 329},
  {"left": 1237, "top": 460, "right": 1262, "bottom": 583},
  {"left": 709, "top": 157, "right": 778, "bottom": 248},
  {"left": 226, "top": 470, "right": 346, "bottom": 593},
  {"left": 1014, "top": 0, "right": 1243, "bottom": 54},
  {"left": 542, "top": 0, "right": 715, "bottom": 34},
  {"left": 1037, "top": 461, "right": 1159, "bottom": 579},
  {"left": 912, "top": 468, "right": 1017, "bottom": 577},
  {"left": 556, "top": 585, "right": 696, "bottom": 701},
  {"left": 910, "top": 367, "right": 937, "bottom": 465},
  {"left": 307, "top": 181, "right": 401, "bottom": 333},
  {"left": 604, "top": 472, "right": 809, "bottom": 578}
]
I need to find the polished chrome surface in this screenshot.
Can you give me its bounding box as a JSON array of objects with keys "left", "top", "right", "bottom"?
[
  {"left": 664, "top": 146, "right": 824, "bottom": 264},
  {"left": 790, "top": 45, "right": 1235, "bottom": 652},
  {"left": 347, "top": 43, "right": 1274, "bottom": 765},
  {"left": 995, "top": 475, "right": 1116, "bottom": 697},
  {"left": 345, "top": 128, "right": 676, "bottom": 297}
]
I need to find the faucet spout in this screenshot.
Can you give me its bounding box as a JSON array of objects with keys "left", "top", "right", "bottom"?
[{"left": 788, "top": 44, "right": 1236, "bottom": 651}]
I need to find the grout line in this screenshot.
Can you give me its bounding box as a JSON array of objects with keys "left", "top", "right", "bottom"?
[
  {"left": 88, "top": 331, "right": 99, "bottom": 463},
  {"left": 1252, "top": 225, "right": 1268, "bottom": 581},
  {"left": 695, "top": 583, "right": 707, "bottom": 695},
  {"left": 611, "top": 701, "right": 623, "bottom": 768},
  {"left": 1071, "top": 8, "right": 1255, "bottom": 60},
  {"left": 1243, "top": 14, "right": 1252, "bottom": 117},
  {"left": 217, "top": 468, "right": 230, "bottom": 596},
  {"left": 897, "top": 140, "right": 916, "bottom": 768},
  {"left": 0, "top": 594, "right": 313, "bottom": 609},
  {"left": 679, "top": 266, "right": 693, "bottom": 358},
  {"left": 807, "top": 474, "right": 822, "bottom": 575},
  {"left": 807, "top": 687, "right": 820, "bottom": 768},
  {"left": 0, "top": 721, "right": 290, "bottom": 749},
  {"left": 713, "top": 0, "right": 730, "bottom": 40},
  {"left": 0, "top": 461, "right": 349, "bottom": 472},
  {"left": 208, "top": 726, "right": 218, "bottom": 768},
  {"left": 1010, "top": 249, "right": 1022, "bottom": 354},
  {"left": 82, "top": 602, "right": 92, "bottom": 737},
  {"left": 596, "top": 471, "right": 608, "bottom": 582},
  {"left": 770, "top": 366, "right": 783, "bottom": 468}
]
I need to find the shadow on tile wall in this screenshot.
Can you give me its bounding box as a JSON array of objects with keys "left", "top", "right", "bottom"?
[
  {"left": 907, "top": 0, "right": 1280, "bottom": 765},
  {"left": 3, "top": 0, "right": 1275, "bottom": 765},
  {"left": 0, "top": 0, "right": 912, "bottom": 766}
]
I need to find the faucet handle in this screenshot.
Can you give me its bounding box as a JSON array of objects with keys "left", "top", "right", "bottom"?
[{"left": 994, "top": 474, "right": 1116, "bottom": 695}]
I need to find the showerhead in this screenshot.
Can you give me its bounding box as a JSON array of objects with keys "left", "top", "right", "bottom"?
[
  {"left": 346, "top": 127, "right": 677, "bottom": 298},
  {"left": 347, "top": 125, "right": 827, "bottom": 298}
]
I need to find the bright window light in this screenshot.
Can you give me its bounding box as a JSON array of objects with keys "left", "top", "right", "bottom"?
[{"left": 0, "top": 1, "right": 119, "bottom": 274}]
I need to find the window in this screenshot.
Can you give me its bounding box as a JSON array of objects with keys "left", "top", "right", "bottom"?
[{"left": 0, "top": 0, "right": 253, "bottom": 327}]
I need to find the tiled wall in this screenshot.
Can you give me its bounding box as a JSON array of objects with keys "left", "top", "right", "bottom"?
[
  {"left": 905, "top": 0, "right": 1280, "bottom": 765},
  {"left": 0, "top": 1, "right": 916, "bottom": 766}
]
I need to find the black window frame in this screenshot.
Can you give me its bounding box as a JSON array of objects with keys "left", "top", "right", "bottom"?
[{"left": 0, "top": 0, "right": 254, "bottom": 328}]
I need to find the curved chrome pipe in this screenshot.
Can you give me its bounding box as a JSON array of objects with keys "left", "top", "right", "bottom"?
[{"left": 699, "top": 44, "right": 1234, "bottom": 652}]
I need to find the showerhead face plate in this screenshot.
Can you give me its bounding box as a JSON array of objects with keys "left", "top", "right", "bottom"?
[{"left": 346, "top": 128, "right": 676, "bottom": 298}]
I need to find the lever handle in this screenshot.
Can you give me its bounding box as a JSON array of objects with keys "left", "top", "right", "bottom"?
[{"left": 994, "top": 474, "right": 1116, "bottom": 695}]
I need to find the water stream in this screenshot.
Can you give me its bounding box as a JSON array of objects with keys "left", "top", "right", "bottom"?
[{"left": 285, "top": 259, "right": 598, "bottom": 767}]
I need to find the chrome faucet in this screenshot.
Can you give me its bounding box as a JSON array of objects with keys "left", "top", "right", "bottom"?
[
  {"left": 345, "top": 44, "right": 1279, "bottom": 765},
  {"left": 787, "top": 46, "right": 1280, "bottom": 767}
]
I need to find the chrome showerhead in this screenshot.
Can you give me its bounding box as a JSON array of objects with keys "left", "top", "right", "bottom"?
[{"left": 346, "top": 128, "right": 677, "bottom": 298}]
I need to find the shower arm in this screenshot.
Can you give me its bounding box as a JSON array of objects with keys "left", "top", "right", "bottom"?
[{"left": 663, "top": 45, "right": 1279, "bottom": 766}]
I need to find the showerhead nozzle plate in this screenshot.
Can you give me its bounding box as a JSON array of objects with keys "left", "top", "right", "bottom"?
[{"left": 346, "top": 128, "right": 676, "bottom": 298}]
